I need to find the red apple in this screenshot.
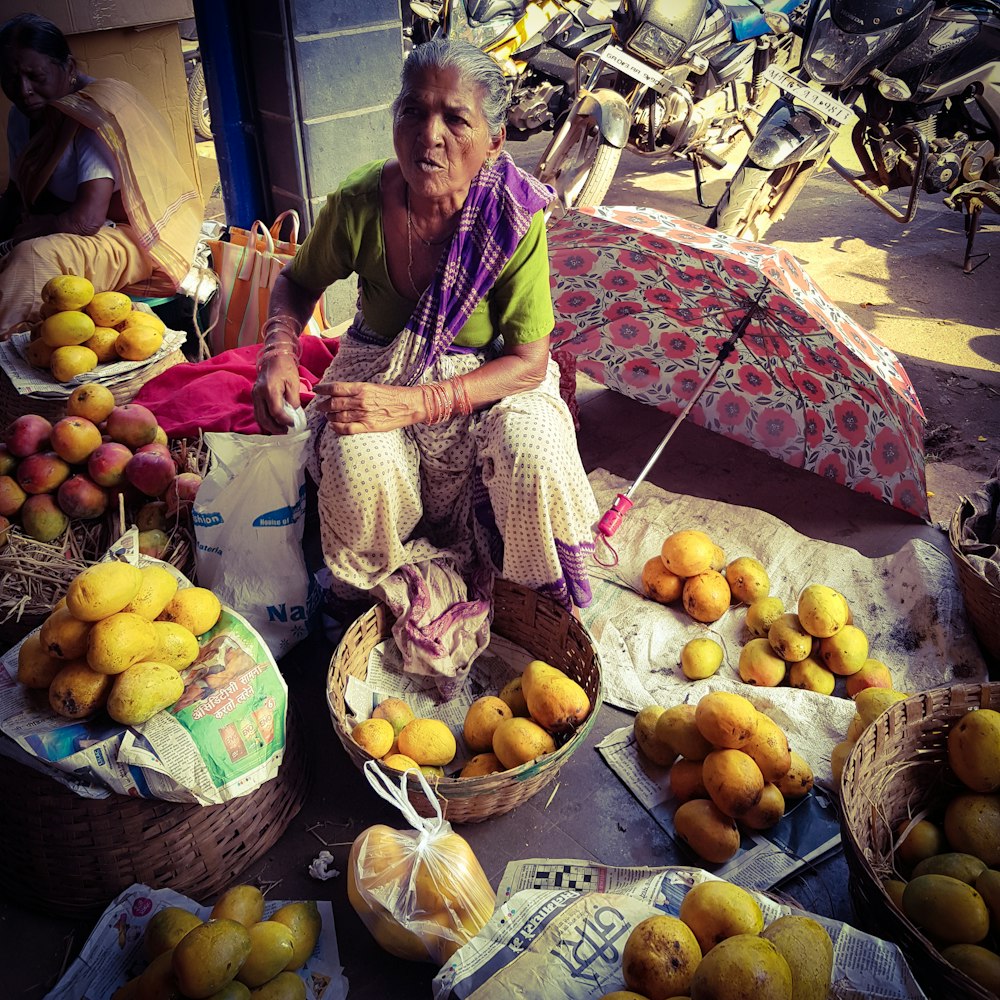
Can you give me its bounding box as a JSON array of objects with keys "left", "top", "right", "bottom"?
[
  {"left": 4, "top": 413, "right": 52, "bottom": 457},
  {"left": 88, "top": 442, "right": 133, "bottom": 488},
  {"left": 164, "top": 472, "right": 202, "bottom": 514},
  {"left": 105, "top": 403, "right": 159, "bottom": 449},
  {"left": 15, "top": 451, "right": 71, "bottom": 494},
  {"left": 57, "top": 474, "right": 110, "bottom": 519},
  {"left": 126, "top": 450, "right": 176, "bottom": 498}
]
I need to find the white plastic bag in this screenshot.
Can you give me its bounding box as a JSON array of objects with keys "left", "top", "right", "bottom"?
[{"left": 193, "top": 406, "right": 317, "bottom": 657}]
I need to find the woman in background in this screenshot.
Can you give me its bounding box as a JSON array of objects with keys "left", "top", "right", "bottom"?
[{"left": 0, "top": 13, "right": 204, "bottom": 336}]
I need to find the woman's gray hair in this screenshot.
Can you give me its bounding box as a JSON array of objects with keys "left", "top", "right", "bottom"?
[{"left": 393, "top": 37, "right": 510, "bottom": 137}]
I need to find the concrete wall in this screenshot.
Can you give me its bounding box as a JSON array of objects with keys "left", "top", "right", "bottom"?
[{"left": 243, "top": 1, "right": 404, "bottom": 323}]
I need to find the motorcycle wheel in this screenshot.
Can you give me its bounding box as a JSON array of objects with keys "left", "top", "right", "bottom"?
[
  {"left": 535, "top": 115, "right": 622, "bottom": 210},
  {"left": 708, "top": 161, "right": 811, "bottom": 242},
  {"left": 188, "top": 62, "right": 213, "bottom": 141}
]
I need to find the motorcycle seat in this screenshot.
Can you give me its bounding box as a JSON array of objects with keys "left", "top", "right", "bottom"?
[
  {"left": 467, "top": 0, "right": 525, "bottom": 27},
  {"left": 717, "top": 0, "right": 803, "bottom": 42}
]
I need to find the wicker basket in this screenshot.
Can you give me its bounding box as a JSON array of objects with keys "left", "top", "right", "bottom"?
[
  {"left": 0, "top": 703, "right": 310, "bottom": 919},
  {"left": 949, "top": 501, "right": 1000, "bottom": 661},
  {"left": 327, "top": 578, "right": 603, "bottom": 824},
  {"left": 840, "top": 682, "right": 1000, "bottom": 999},
  {"left": 0, "top": 347, "right": 184, "bottom": 425}
]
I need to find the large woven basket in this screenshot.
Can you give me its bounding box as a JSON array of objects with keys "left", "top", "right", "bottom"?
[
  {"left": 327, "top": 578, "right": 603, "bottom": 824},
  {"left": 840, "top": 682, "right": 1000, "bottom": 999},
  {"left": 949, "top": 501, "right": 1000, "bottom": 661},
  {"left": 0, "top": 703, "right": 310, "bottom": 919},
  {"left": 0, "top": 346, "right": 184, "bottom": 425}
]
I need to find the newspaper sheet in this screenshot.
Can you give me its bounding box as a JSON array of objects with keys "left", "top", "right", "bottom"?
[
  {"left": 44, "top": 883, "right": 348, "bottom": 1000},
  {"left": 344, "top": 633, "right": 536, "bottom": 771},
  {"left": 579, "top": 469, "right": 988, "bottom": 787},
  {"left": 433, "top": 863, "right": 929, "bottom": 1000},
  {"left": 0, "top": 530, "right": 288, "bottom": 804},
  {"left": 596, "top": 723, "right": 841, "bottom": 889},
  {"left": 0, "top": 325, "right": 186, "bottom": 396}
]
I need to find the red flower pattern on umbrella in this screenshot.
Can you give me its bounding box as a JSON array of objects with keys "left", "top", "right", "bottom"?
[
  {"left": 716, "top": 390, "right": 750, "bottom": 427},
  {"left": 789, "top": 370, "right": 827, "bottom": 405},
  {"left": 853, "top": 477, "right": 889, "bottom": 502},
  {"left": 600, "top": 269, "right": 639, "bottom": 293},
  {"left": 746, "top": 330, "right": 793, "bottom": 361},
  {"left": 551, "top": 248, "right": 597, "bottom": 276},
  {"left": 892, "top": 478, "right": 924, "bottom": 514},
  {"left": 872, "top": 427, "right": 909, "bottom": 477},
  {"left": 755, "top": 407, "right": 797, "bottom": 449},
  {"left": 798, "top": 343, "right": 844, "bottom": 377},
  {"left": 803, "top": 409, "right": 825, "bottom": 448},
  {"left": 604, "top": 300, "right": 644, "bottom": 322},
  {"left": 644, "top": 287, "right": 683, "bottom": 310},
  {"left": 737, "top": 364, "right": 774, "bottom": 396},
  {"left": 672, "top": 370, "right": 702, "bottom": 400},
  {"left": 621, "top": 249, "right": 660, "bottom": 271},
  {"left": 610, "top": 316, "right": 652, "bottom": 348},
  {"left": 659, "top": 329, "right": 697, "bottom": 359},
  {"left": 554, "top": 288, "right": 598, "bottom": 314},
  {"left": 622, "top": 358, "right": 660, "bottom": 389},
  {"left": 817, "top": 452, "right": 847, "bottom": 485},
  {"left": 576, "top": 358, "right": 605, "bottom": 382},
  {"left": 834, "top": 401, "right": 869, "bottom": 447}
]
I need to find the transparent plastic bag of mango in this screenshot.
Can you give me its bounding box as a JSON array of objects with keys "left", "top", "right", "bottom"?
[{"left": 346, "top": 760, "right": 495, "bottom": 965}]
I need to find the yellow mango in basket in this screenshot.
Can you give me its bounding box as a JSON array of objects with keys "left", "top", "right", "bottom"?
[
  {"left": 115, "top": 324, "right": 163, "bottom": 362},
  {"left": 149, "top": 621, "right": 200, "bottom": 671},
  {"left": 66, "top": 561, "right": 144, "bottom": 621},
  {"left": 211, "top": 884, "right": 265, "bottom": 927},
  {"left": 172, "top": 918, "right": 252, "bottom": 998},
  {"left": 521, "top": 659, "right": 590, "bottom": 733},
  {"left": 41, "top": 274, "right": 94, "bottom": 311},
  {"left": 83, "top": 327, "right": 120, "bottom": 363},
  {"left": 144, "top": 906, "right": 203, "bottom": 960},
  {"left": 107, "top": 660, "right": 184, "bottom": 725},
  {"left": 85, "top": 290, "right": 132, "bottom": 327},
  {"left": 122, "top": 564, "right": 179, "bottom": 621},
  {"left": 48, "top": 659, "right": 113, "bottom": 719},
  {"left": 40, "top": 309, "right": 95, "bottom": 347},
  {"left": 235, "top": 921, "right": 296, "bottom": 988},
  {"left": 247, "top": 971, "right": 306, "bottom": 999},
  {"left": 49, "top": 344, "right": 98, "bottom": 382}
]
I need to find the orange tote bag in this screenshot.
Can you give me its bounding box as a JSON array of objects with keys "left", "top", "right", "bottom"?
[{"left": 206, "top": 210, "right": 327, "bottom": 356}]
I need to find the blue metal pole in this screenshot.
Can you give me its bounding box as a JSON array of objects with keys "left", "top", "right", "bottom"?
[{"left": 190, "top": 0, "right": 268, "bottom": 227}]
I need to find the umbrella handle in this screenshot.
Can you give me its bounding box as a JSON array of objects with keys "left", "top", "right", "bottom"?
[{"left": 598, "top": 493, "right": 634, "bottom": 539}]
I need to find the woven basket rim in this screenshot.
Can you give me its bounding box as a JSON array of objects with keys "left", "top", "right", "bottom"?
[
  {"left": 326, "top": 579, "right": 603, "bottom": 813},
  {"left": 840, "top": 681, "right": 1000, "bottom": 1000}
]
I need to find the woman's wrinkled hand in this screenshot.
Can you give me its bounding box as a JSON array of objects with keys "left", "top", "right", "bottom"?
[
  {"left": 313, "top": 380, "right": 421, "bottom": 434},
  {"left": 252, "top": 353, "right": 302, "bottom": 434}
]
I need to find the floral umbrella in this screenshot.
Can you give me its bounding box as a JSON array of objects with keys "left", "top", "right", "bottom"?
[{"left": 548, "top": 205, "right": 929, "bottom": 520}]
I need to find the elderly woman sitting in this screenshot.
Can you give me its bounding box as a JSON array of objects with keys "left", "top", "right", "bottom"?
[
  {"left": 253, "top": 37, "right": 599, "bottom": 694},
  {"left": 0, "top": 13, "right": 204, "bottom": 336}
]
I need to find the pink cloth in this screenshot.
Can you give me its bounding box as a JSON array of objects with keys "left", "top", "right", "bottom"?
[{"left": 133, "top": 335, "right": 338, "bottom": 437}]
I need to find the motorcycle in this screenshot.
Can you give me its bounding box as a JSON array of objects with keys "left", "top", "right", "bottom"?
[
  {"left": 709, "top": 0, "right": 1000, "bottom": 272},
  {"left": 408, "top": 0, "right": 616, "bottom": 134},
  {"left": 534, "top": 0, "right": 807, "bottom": 211}
]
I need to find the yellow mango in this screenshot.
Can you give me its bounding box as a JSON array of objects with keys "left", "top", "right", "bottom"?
[
  {"left": 41, "top": 274, "right": 94, "bottom": 310},
  {"left": 761, "top": 915, "right": 834, "bottom": 1000},
  {"left": 145, "top": 906, "right": 204, "bottom": 960},
  {"left": 941, "top": 944, "right": 1000, "bottom": 997},
  {"left": 738, "top": 637, "right": 787, "bottom": 687},
  {"left": 247, "top": 971, "right": 306, "bottom": 999},
  {"left": 107, "top": 660, "right": 184, "bottom": 725},
  {"left": 158, "top": 586, "right": 222, "bottom": 636},
  {"left": 819, "top": 624, "right": 869, "bottom": 676},
  {"left": 83, "top": 327, "right": 120, "bottom": 363},
  {"left": 138, "top": 949, "right": 182, "bottom": 998},
  {"left": 66, "top": 561, "right": 144, "bottom": 621},
  {"left": 796, "top": 583, "right": 849, "bottom": 638},
  {"left": 912, "top": 852, "right": 987, "bottom": 885},
  {"left": 656, "top": 703, "right": 714, "bottom": 761},
  {"left": 497, "top": 675, "right": 530, "bottom": 717},
  {"left": 945, "top": 794, "right": 1000, "bottom": 865},
  {"left": 902, "top": 874, "right": 990, "bottom": 944},
  {"left": 87, "top": 612, "right": 157, "bottom": 674},
  {"left": 235, "top": 921, "right": 296, "bottom": 988},
  {"left": 463, "top": 695, "right": 513, "bottom": 754},
  {"left": 679, "top": 880, "right": 763, "bottom": 954},
  {"left": 725, "top": 556, "right": 770, "bottom": 605},
  {"left": 85, "top": 290, "right": 132, "bottom": 327},
  {"left": 172, "top": 918, "right": 252, "bottom": 998},
  {"left": 39, "top": 604, "right": 92, "bottom": 659},
  {"left": 740, "top": 714, "right": 791, "bottom": 783},
  {"left": 745, "top": 596, "right": 785, "bottom": 638},
  {"left": 150, "top": 621, "right": 201, "bottom": 671},
  {"left": 521, "top": 659, "right": 590, "bottom": 733},
  {"left": 694, "top": 691, "right": 759, "bottom": 749},
  {"left": 48, "top": 659, "right": 113, "bottom": 719},
  {"left": 767, "top": 613, "right": 813, "bottom": 663},
  {"left": 776, "top": 750, "right": 814, "bottom": 799},
  {"left": 740, "top": 782, "right": 785, "bottom": 830},
  {"left": 16, "top": 632, "right": 64, "bottom": 689},
  {"left": 633, "top": 705, "right": 675, "bottom": 767},
  {"left": 622, "top": 915, "right": 702, "bottom": 999},
  {"left": 211, "top": 885, "right": 265, "bottom": 927},
  {"left": 681, "top": 638, "right": 724, "bottom": 681},
  {"left": 948, "top": 709, "right": 1000, "bottom": 793},
  {"left": 669, "top": 758, "right": 708, "bottom": 803},
  {"left": 689, "top": 934, "right": 792, "bottom": 1000},
  {"left": 270, "top": 900, "right": 323, "bottom": 970},
  {"left": 674, "top": 798, "right": 741, "bottom": 864},
  {"left": 40, "top": 309, "right": 95, "bottom": 347},
  {"left": 116, "top": 324, "right": 164, "bottom": 362},
  {"left": 854, "top": 687, "right": 908, "bottom": 726},
  {"left": 491, "top": 716, "right": 556, "bottom": 769},
  {"left": 397, "top": 718, "right": 456, "bottom": 766},
  {"left": 703, "top": 748, "right": 765, "bottom": 818},
  {"left": 459, "top": 752, "right": 504, "bottom": 777},
  {"left": 49, "top": 344, "right": 98, "bottom": 382},
  {"left": 122, "top": 565, "right": 179, "bottom": 621}
]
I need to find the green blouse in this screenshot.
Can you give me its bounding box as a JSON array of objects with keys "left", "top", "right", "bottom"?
[{"left": 289, "top": 159, "right": 554, "bottom": 347}]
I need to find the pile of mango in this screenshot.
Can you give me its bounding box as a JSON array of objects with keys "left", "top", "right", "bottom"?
[
  {"left": 0, "top": 384, "right": 202, "bottom": 548},
  {"left": 351, "top": 659, "right": 591, "bottom": 778},
  {"left": 17, "top": 561, "right": 221, "bottom": 725},
  {"left": 877, "top": 708, "right": 1000, "bottom": 996},
  {"left": 633, "top": 691, "right": 815, "bottom": 865},
  {"left": 113, "top": 884, "right": 320, "bottom": 999},
  {"left": 603, "top": 881, "right": 834, "bottom": 1000},
  {"left": 26, "top": 275, "right": 167, "bottom": 382},
  {"left": 641, "top": 529, "right": 770, "bottom": 625}
]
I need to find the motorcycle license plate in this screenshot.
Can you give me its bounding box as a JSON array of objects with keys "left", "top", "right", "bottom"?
[
  {"left": 601, "top": 45, "right": 670, "bottom": 95},
  {"left": 762, "top": 65, "right": 856, "bottom": 126}
]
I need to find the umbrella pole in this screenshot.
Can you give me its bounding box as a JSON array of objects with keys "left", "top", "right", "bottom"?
[{"left": 596, "top": 290, "right": 766, "bottom": 546}]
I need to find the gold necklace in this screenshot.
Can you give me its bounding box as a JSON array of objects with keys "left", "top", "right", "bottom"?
[{"left": 405, "top": 186, "right": 455, "bottom": 299}]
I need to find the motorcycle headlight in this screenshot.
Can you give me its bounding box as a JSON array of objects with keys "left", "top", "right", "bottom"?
[
  {"left": 626, "top": 22, "right": 686, "bottom": 69},
  {"left": 803, "top": 8, "right": 907, "bottom": 86}
]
